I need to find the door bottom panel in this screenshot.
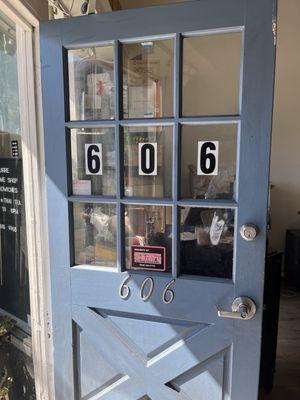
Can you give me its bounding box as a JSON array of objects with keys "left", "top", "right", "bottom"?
[{"left": 73, "top": 306, "right": 231, "bottom": 399}]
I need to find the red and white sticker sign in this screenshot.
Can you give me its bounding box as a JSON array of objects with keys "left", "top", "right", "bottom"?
[
  {"left": 197, "top": 141, "right": 219, "bottom": 176},
  {"left": 130, "top": 245, "right": 166, "bottom": 271}
]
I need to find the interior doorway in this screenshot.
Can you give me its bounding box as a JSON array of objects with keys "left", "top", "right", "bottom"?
[{"left": 262, "top": 0, "right": 300, "bottom": 399}]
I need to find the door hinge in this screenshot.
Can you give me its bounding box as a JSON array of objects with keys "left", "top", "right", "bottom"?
[{"left": 272, "top": 18, "right": 277, "bottom": 46}]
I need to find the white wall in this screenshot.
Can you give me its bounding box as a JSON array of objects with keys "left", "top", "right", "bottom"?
[{"left": 269, "top": 0, "right": 300, "bottom": 251}]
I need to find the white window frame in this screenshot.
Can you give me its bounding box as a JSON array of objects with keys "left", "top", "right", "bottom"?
[{"left": 0, "top": 1, "right": 54, "bottom": 399}]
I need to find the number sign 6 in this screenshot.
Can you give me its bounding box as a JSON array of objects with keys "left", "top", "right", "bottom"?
[
  {"left": 162, "top": 279, "right": 176, "bottom": 304},
  {"left": 85, "top": 143, "right": 102, "bottom": 175},
  {"left": 119, "top": 275, "right": 131, "bottom": 300},
  {"left": 197, "top": 141, "right": 219, "bottom": 176}
]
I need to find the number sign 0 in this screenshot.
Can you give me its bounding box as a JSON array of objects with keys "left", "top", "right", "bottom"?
[
  {"left": 197, "top": 141, "right": 219, "bottom": 176},
  {"left": 85, "top": 143, "right": 103, "bottom": 175},
  {"left": 139, "top": 142, "right": 157, "bottom": 176}
]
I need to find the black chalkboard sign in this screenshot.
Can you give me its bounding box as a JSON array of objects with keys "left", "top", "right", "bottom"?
[{"left": 0, "top": 158, "right": 29, "bottom": 322}]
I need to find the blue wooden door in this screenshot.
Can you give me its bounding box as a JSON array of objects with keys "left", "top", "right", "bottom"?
[{"left": 40, "top": 1, "right": 276, "bottom": 399}]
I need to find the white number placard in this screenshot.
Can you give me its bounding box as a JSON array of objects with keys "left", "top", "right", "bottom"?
[
  {"left": 138, "top": 142, "right": 157, "bottom": 176},
  {"left": 85, "top": 143, "right": 103, "bottom": 175},
  {"left": 197, "top": 141, "right": 219, "bottom": 176}
]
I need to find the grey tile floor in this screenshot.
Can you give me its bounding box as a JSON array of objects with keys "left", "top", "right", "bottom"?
[{"left": 264, "top": 286, "right": 300, "bottom": 399}]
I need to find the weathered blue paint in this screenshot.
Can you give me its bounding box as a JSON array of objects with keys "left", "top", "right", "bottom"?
[{"left": 40, "top": 1, "right": 276, "bottom": 399}]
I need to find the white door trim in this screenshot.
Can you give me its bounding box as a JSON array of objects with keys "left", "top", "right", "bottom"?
[{"left": 0, "top": 1, "right": 54, "bottom": 399}]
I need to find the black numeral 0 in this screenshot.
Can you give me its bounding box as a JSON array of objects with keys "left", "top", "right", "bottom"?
[
  {"left": 141, "top": 143, "right": 155, "bottom": 174},
  {"left": 87, "top": 145, "right": 101, "bottom": 174},
  {"left": 200, "top": 142, "right": 216, "bottom": 174}
]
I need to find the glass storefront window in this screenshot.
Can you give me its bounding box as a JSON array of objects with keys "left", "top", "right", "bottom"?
[{"left": 0, "top": 10, "right": 30, "bottom": 323}]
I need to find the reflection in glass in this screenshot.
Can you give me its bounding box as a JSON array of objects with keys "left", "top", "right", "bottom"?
[
  {"left": 180, "top": 207, "right": 234, "bottom": 279},
  {"left": 71, "top": 128, "right": 116, "bottom": 196},
  {"left": 0, "top": 343, "right": 35, "bottom": 399},
  {"left": 73, "top": 203, "right": 117, "bottom": 267},
  {"left": 125, "top": 205, "right": 172, "bottom": 272},
  {"left": 123, "top": 126, "right": 172, "bottom": 198},
  {"left": 182, "top": 32, "right": 242, "bottom": 116},
  {"left": 181, "top": 124, "right": 237, "bottom": 200},
  {"left": 123, "top": 39, "right": 174, "bottom": 118},
  {"left": 68, "top": 46, "right": 114, "bottom": 121},
  {"left": 0, "top": 10, "right": 30, "bottom": 323}
]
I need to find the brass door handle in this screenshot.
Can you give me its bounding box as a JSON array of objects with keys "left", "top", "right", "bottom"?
[{"left": 217, "top": 297, "right": 257, "bottom": 320}]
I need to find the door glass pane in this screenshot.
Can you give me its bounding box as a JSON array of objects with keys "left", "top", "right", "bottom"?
[
  {"left": 73, "top": 203, "right": 117, "bottom": 267},
  {"left": 182, "top": 32, "right": 242, "bottom": 116},
  {"left": 71, "top": 128, "right": 116, "bottom": 196},
  {"left": 68, "top": 45, "right": 114, "bottom": 121},
  {"left": 181, "top": 124, "right": 237, "bottom": 200},
  {"left": 123, "top": 39, "right": 174, "bottom": 118},
  {"left": 180, "top": 207, "right": 235, "bottom": 279},
  {"left": 124, "top": 205, "right": 172, "bottom": 272},
  {"left": 123, "top": 126, "right": 173, "bottom": 198}
]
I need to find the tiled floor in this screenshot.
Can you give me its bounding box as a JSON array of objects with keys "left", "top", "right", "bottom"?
[{"left": 264, "top": 286, "right": 300, "bottom": 399}]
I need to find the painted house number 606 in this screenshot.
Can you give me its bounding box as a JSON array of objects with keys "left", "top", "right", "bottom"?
[{"left": 119, "top": 276, "right": 176, "bottom": 304}]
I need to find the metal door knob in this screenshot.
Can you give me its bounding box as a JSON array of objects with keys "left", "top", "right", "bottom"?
[
  {"left": 240, "top": 223, "right": 259, "bottom": 241},
  {"left": 217, "top": 297, "right": 257, "bottom": 320}
]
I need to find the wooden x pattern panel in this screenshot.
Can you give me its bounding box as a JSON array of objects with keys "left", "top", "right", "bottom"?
[{"left": 72, "top": 305, "right": 232, "bottom": 400}]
